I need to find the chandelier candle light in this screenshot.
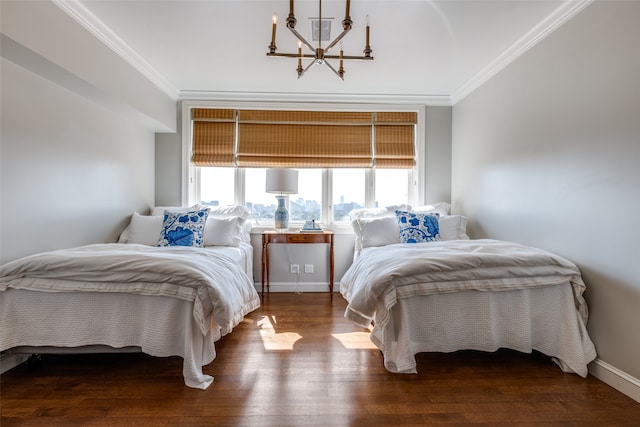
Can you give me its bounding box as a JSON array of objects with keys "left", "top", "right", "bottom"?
[
  {"left": 267, "top": 0, "right": 373, "bottom": 80},
  {"left": 266, "top": 168, "right": 299, "bottom": 231}
]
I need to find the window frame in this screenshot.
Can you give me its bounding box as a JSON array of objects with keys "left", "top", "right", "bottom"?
[{"left": 181, "top": 100, "right": 426, "bottom": 229}]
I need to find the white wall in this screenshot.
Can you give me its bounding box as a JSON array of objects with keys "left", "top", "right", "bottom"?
[
  {"left": 0, "top": 58, "right": 155, "bottom": 263},
  {"left": 424, "top": 106, "right": 452, "bottom": 204},
  {"left": 0, "top": 0, "right": 176, "bottom": 263},
  {"left": 452, "top": 1, "right": 640, "bottom": 383},
  {"left": 155, "top": 132, "right": 183, "bottom": 207}
]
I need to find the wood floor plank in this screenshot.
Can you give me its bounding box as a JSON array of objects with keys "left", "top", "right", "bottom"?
[{"left": 2, "top": 293, "right": 639, "bottom": 426}]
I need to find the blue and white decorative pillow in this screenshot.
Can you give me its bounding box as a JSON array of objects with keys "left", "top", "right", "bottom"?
[
  {"left": 157, "top": 208, "right": 210, "bottom": 247},
  {"left": 395, "top": 210, "right": 441, "bottom": 243}
]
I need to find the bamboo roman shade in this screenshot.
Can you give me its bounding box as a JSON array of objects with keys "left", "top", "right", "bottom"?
[
  {"left": 191, "top": 109, "right": 416, "bottom": 168},
  {"left": 374, "top": 112, "right": 417, "bottom": 168},
  {"left": 238, "top": 110, "right": 374, "bottom": 168},
  {"left": 191, "top": 109, "right": 236, "bottom": 166}
]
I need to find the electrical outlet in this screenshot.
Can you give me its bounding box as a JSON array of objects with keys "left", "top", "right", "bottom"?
[
  {"left": 290, "top": 264, "right": 299, "bottom": 274},
  {"left": 304, "top": 264, "right": 314, "bottom": 274}
]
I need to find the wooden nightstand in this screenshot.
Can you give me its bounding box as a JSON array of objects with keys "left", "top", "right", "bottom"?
[{"left": 261, "top": 230, "right": 334, "bottom": 298}]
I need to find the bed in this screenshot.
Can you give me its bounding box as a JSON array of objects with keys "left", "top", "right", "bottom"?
[
  {"left": 0, "top": 205, "right": 259, "bottom": 390},
  {"left": 340, "top": 204, "right": 597, "bottom": 377}
]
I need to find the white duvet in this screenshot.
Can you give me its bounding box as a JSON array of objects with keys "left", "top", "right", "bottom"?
[
  {"left": 340, "top": 239, "right": 596, "bottom": 376},
  {"left": 342, "top": 239, "right": 588, "bottom": 327},
  {"left": 0, "top": 243, "right": 259, "bottom": 336}
]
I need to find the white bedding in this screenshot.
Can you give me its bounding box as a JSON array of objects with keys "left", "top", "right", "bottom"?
[
  {"left": 0, "top": 243, "right": 260, "bottom": 389},
  {"left": 340, "top": 239, "right": 596, "bottom": 376},
  {"left": 206, "top": 243, "right": 254, "bottom": 282}
]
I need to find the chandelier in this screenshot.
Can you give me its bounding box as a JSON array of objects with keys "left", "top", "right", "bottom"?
[{"left": 267, "top": 0, "right": 373, "bottom": 80}]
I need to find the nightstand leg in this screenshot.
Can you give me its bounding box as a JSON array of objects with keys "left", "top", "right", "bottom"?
[
  {"left": 329, "top": 234, "right": 334, "bottom": 300},
  {"left": 261, "top": 236, "right": 267, "bottom": 299}
]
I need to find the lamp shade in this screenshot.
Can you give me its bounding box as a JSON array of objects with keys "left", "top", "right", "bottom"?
[{"left": 266, "top": 168, "right": 298, "bottom": 194}]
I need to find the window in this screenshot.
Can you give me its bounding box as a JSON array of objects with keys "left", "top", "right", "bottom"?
[
  {"left": 375, "top": 169, "right": 410, "bottom": 208},
  {"left": 199, "top": 167, "right": 234, "bottom": 206},
  {"left": 291, "top": 169, "right": 322, "bottom": 222},
  {"left": 332, "top": 169, "right": 365, "bottom": 223},
  {"left": 184, "top": 102, "right": 425, "bottom": 227},
  {"left": 244, "top": 168, "right": 269, "bottom": 221}
]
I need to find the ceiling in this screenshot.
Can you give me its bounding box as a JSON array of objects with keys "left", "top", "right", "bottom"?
[{"left": 57, "top": 0, "right": 590, "bottom": 104}]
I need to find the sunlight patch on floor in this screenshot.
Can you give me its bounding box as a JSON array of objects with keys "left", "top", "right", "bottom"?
[
  {"left": 332, "top": 331, "right": 378, "bottom": 350},
  {"left": 257, "top": 316, "right": 302, "bottom": 350}
]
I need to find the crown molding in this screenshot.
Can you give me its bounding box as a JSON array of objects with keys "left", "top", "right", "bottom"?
[
  {"left": 179, "top": 90, "right": 452, "bottom": 106},
  {"left": 450, "top": 0, "right": 594, "bottom": 105},
  {"left": 52, "top": 0, "right": 180, "bottom": 101}
]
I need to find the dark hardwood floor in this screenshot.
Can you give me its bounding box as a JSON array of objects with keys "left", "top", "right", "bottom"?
[{"left": 2, "top": 293, "right": 639, "bottom": 426}]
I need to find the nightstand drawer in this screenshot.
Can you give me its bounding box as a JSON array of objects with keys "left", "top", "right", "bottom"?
[
  {"left": 286, "top": 234, "right": 317, "bottom": 243},
  {"left": 264, "top": 232, "right": 331, "bottom": 244}
]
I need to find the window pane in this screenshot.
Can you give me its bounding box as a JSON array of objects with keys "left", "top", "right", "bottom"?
[
  {"left": 375, "top": 169, "right": 409, "bottom": 208},
  {"left": 245, "top": 168, "right": 270, "bottom": 222},
  {"left": 199, "top": 167, "right": 235, "bottom": 206},
  {"left": 333, "top": 169, "right": 365, "bottom": 223},
  {"left": 290, "top": 169, "right": 322, "bottom": 223}
]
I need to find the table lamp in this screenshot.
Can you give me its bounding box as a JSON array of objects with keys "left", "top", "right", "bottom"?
[{"left": 266, "top": 168, "right": 298, "bottom": 231}]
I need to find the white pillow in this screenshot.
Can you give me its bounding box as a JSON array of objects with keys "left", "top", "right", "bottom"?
[
  {"left": 127, "top": 212, "right": 163, "bottom": 245},
  {"left": 239, "top": 219, "right": 252, "bottom": 243},
  {"left": 349, "top": 204, "right": 412, "bottom": 220},
  {"left": 206, "top": 204, "right": 251, "bottom": 219},
  {"left": 352, "top": 216, "right": 400, "bottom": 252},
  {"left": 117, "top": 225, "right": 131, "bottom": 243},
  {"left": 412, "top": 202, "right": 451, "bottom": 217},
  {"left": 438, "top": 215, "right": 470, "bottom": 240},
  {"left": 203, "top": 216, "right": 246, "bottom": 246},
  {"left": 151, "top": 205, "right": 251, "bottom": 220}
]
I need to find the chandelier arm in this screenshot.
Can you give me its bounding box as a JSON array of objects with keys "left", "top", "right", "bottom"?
[
  {"left": 298, "top": 59, "right": 316, "bottom": 79},
  {"left": 267, "top": 52, "right": 302, "bottom": 58},
  {"left": 268, "top": 52, "right": 371, "bottom": 60},
  {"left": 304, "top": 61, "right": 316, "bottom": 72},
  {"left": 324, "top": 54, "right": 373, "bottom": 60},
  {"left": 324, "top": 29, "right": 351, "bottom": 53},
  {"left": 323, "top": 60, "right": 344, "bottom": 81},
  {"left": 287, "top": 26, "right": 315, "bottom": 53}
]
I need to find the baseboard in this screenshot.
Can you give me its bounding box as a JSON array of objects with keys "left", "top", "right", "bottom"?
[
  {"left": 589, "top": 358, "right": 640, "bottom": 403},
  {"left": 254, "top": 282, "right": 341, "bottom": 294},
  {"left": 0, "top": 352, "right": 29, "bottom": 374}
]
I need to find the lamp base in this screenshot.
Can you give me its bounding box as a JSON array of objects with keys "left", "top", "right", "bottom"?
[{"left": 274, "top": 195, "right": 289, "bottom": 230}]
